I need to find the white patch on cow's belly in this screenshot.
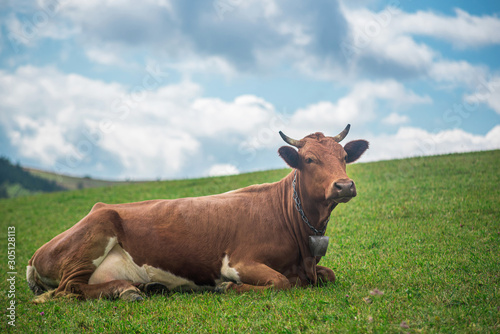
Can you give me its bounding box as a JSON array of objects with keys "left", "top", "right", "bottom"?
[
  {"left": 89, "top": 246, "right": 241, "bottom": 291},
  {"left": 89, "top": 245, "right": 210, "bottom": 291},
  {"left": 220, "top": 254, "right": 241, "bottom": 283},
  {"left": 89, "top": 244, "right": 149, "bottom": 285},
  {"left": 144, "top": 265, "right": 204, "bottom": 292}
]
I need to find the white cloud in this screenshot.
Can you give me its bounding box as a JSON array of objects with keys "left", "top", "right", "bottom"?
[
  {"left": 4, "top": 0, "right": 351, "bottom": 80},
  {"left": 288, "top": 80, "right": 430, "bottom": 133},
  {"left": 429, "top": 61, "right": 488, "bottom": 88},
  {"left": 341, "top": 6, "right": 436, "bottom": 73},
  {"left": 164, "top": 56, "right": 237, "bottom": 78},
  {"left": 336, "top": 3, "right": 500, "bottom": 127},
  {"left": 4, "top": 3, "right": 79, "bottom": 51},
  {"left": 5, "top": 1, "right": 499, "bottom": 86},
  {"left": 7, "top": 117, "right": 75, "bottom": 165},
  {"left": 341, "top": 5, "right": 499, "bottom": 88},
  {"left": 362, "top": 125, "right": 500, "bottom": 162},
  {"left": 0, "top": 66, "right": 281, "bottom": 179},
  {"left": 207, "top": 164, "right": 240, "bottom": 177},
  {"left": 464, "top": 75, "right": 500, "bottom": 114},
  {"left": 189, "top": 95, "right": 276, "bottom": 137},
  {"left": 382, "top": 112, "right": 409, "bottom": 125},
  {"left": 1, "top": 65, "right": 497, "bottom": 180},
  {"left": 237, "top": 80, "right": 430, "bottom": 151},
  {"left": 342, "top": 5, "right": 500, "bottom": 57},
  {"left": 85, "top": 48, "right": 127, "bottom": 66},
  {"left": 100, "top": 125, "right": 200, "bottom": 178},
  {"left": 0, "top": 66, "right": 201, "bottom": 178},
  {"left": 394, "top": 8, "right": 500, "bottom": 48}
]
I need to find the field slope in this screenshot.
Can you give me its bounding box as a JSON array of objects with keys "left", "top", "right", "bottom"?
[
  {"left": 1, "top": 150, "right": 499, "bottom": 333},
  {"left": 24, "top": 168, "right": 141, "bottom": 191}
]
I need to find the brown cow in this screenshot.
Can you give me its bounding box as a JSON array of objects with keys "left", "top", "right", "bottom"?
[{"left": 27, "top": 125, "right": 368, "bottom": 302}]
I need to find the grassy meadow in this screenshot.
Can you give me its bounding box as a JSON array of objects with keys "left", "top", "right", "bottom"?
[{"left": 1, "top": 150, "right": 499, "bottom": 333}]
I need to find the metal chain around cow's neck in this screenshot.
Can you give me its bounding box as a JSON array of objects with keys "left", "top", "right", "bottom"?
[{"left": 292, "top": 170, "right": 329, "bottom": 236}]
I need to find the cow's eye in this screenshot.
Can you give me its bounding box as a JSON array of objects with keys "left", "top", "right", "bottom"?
[{"left": 305, "top": 158, "right": 314, "bottom": 164}]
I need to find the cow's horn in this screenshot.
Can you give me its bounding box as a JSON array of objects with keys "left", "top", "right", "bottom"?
[
  {"left": 332, "top": 124, "right": 350, "bottom": 143},
  {"left": 279, "top": 131, "right": 303, "bottom": 148}
]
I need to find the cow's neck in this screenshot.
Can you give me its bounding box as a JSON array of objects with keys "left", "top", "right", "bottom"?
[
  {"left": 288, "top": 170, "right": 336, "bottom": 236},
  {"left": 280, "top": 170, "right": 336, "bottom": 285}
]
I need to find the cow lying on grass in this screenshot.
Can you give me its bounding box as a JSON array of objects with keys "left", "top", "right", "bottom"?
[{"left": 27, "top": 125, "right": 368, "bottom": 302}]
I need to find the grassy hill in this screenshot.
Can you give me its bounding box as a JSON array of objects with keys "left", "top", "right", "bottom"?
[
  {"left": 25, "top": 167, "right": 141, "bottom": 191},
  {"left": 0, "top": 150, "right": 499, "bottom": 333},
  {"left": 1, "top": 157, "right": 141, "bottom": 198}
]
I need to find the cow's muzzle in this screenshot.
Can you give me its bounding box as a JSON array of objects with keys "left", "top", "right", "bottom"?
[{"left": 327, "top": 179, "right": 357, "bottom": 203}]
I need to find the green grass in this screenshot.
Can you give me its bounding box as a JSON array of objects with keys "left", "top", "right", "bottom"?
[{"left": 1, "top": 151, "right": 499, "bottom": 333}]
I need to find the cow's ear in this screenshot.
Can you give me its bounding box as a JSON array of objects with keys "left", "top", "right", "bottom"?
[
  {"left": 344, "top": 140, "right": 369, "bottom": 163},
  {"left": 278, "top": 146, "right": 300, "bottom": 169}
]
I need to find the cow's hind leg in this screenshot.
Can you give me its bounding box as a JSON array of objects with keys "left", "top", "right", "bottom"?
[
  {"left": 217, "top": 262, "right": 291, "bottom": 293},
  {"left": 29, "top": 209, "right": 141, "bottom": 303},
  {"left": 32, "top": 281, "right": 142, "bottom": 303}
]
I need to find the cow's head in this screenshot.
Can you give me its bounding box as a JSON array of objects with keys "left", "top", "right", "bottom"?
[{"left": 278, "top": 125, "right": 369, "bottom": 204}]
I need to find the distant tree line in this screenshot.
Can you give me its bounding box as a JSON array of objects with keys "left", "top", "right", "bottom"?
[{"left": 0, "top": 157, "right": 66, "bottom": 198}]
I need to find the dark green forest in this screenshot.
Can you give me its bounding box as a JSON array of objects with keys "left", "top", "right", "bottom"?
[{"left": 0, "top": 157, "right": 65, "bottom": 198}]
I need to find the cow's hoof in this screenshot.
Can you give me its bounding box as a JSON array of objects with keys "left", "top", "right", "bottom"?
[
  {"left": 215, "top": 282, "right": 233, "bottom": 293},
  {"left": 317, "top": 277, "right": 330, "bottom": 287},
  {"left": 119, "top": 289, "right": 144, "bottom": 302},
  {"left": 316, "top": 268, "right": 336, "bottom": 286}
]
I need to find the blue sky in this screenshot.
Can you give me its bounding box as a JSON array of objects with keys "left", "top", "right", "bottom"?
[{"left": 1, "top": 0, "right": 499, "bottom": 180}]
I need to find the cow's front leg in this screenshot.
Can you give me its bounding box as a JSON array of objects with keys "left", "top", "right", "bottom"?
[
  {"left": 218, "top": 262, "right": 291, "bottom": 293},
  {"left": 316, "top": 265, "right": 336, "bottom": 285}
]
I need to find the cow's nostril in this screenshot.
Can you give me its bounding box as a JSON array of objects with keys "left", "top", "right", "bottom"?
[{"left": 333, "top": 181, "right": 355, "bottom": 194}]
